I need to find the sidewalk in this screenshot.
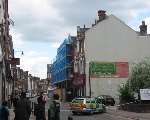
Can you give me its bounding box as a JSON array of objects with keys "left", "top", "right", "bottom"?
[
  {"left": 107, "top": 106, "right": 150, "bottom": 120},
  {"left": 9, "top": 108, "right": 48, "bottom": 120},
  {"left": 9, "top": 109, "right": 36, "bottom": 120}
]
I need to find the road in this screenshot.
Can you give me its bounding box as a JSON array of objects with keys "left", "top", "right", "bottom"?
[
  {"left": 60, "top": 110, "right": 137, "bottom": 120},
  {"left": 14, "top": 97, "right": 148, "bottom": 120},
  {"left": 10, "top": 107, "right": 149, "bottom": 120}
]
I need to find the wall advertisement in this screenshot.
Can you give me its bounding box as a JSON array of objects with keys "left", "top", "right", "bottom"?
[{"left": 89, "top": 62, "right": 129, "bottom": 78}]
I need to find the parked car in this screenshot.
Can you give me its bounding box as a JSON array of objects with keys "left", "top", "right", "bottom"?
[
  {"left": 70, "top": 97, "right": 106, "bottom": 115},
  {"left": 97, "top": 95, "right": 115, "bottom": 106}
]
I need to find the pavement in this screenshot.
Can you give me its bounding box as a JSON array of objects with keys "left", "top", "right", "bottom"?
[{"left": 106, "top": 106, "right": 150, "bottom": 120}]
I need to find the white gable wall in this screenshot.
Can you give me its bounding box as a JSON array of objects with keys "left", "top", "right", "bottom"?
[{"left": 85, "top": 15, "right": 150, "bottom": 103}]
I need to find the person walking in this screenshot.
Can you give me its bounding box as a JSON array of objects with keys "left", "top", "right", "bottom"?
[
  {"left": 14, "top": 92, "right": 32, "bottom": 120},
  {"left": 0, "top": 101, "right": 9, "bottom": 120},
  {"left": 48, "top": 94, "right": 60, "bottom": 120},
  {"left": 37, "top": 92, "right": 46, "bottom": 120},
  {"left": 34, "top": 98, "right": 46, "bottom": 120}
]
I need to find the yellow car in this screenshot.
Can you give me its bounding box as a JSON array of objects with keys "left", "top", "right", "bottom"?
[{"left": 70, "top": 97, "right": 106, "bottom": 115}]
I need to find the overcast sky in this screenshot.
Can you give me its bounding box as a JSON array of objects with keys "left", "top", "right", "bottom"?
[{"left": 9, "top": 0, "right": 150, "bottom": 79}]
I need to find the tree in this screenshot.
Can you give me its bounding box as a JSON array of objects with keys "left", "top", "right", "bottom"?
[
  {"left": 118, "top": 81, "right": 134, "bottom": 103},
  {"left": 119, "top": 58, "right": 150, "bottom": 103},
  {"left": 129, "top": 59, "right": 150, "bottom": 93}
]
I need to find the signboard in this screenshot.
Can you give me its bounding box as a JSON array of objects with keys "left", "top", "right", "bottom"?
[
  {"left": 140, "top": 89, "right": 150, "bottom": 100},
  {"left": 90, "top": 62, "right": 116, "bottom": 77},
  {"left": 89, "top": 61, "right": 129, "bottom": 78},
  {"left": 10, "top": 58, "right": 20, "bottom": 65},
  {"left": 73, "top": 73, "right": 85, "bottom": 86},
  {"left": 116, "top": 62, "right": 129, "bottom": 77}
]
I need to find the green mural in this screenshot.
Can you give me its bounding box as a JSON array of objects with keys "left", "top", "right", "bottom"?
[{"left": 89, "top": 62, "right": 116, "bottom": 76}]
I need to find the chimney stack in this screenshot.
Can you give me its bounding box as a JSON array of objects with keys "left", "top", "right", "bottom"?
[
  {"left": 139, "top": 21, "right": 147, "bottom": 35},
  {"left": 98, "top": 10, "right": 106, "bottom": 21},
  {"left": 77, "top": 26, "right": 80, "bottom": 32}
]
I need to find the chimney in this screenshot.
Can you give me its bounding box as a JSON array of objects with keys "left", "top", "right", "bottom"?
[
  {"left": 92, "top": 24, "right": 95, "bottom": 27},
  {"left": 139, "top": 21, "right": 147, "bottom": 35},
  {"left": 98, "top": 10, "right": 106, "bottom": 21},
  {"left": 77, "top": 26, "right": 80, "bottom": 32}
]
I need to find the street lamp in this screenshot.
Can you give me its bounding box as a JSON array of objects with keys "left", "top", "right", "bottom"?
[
  {"left": 86, "top": 61, "right": 92, "bottom": 97},
  {"left": 89, "top": 62, "right": 92, "bottom": 97},
  {"left": 12, "top": 50, "right": 24, "bottom": 96}
]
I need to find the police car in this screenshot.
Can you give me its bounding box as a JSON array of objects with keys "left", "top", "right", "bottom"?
[{"left": 70, "top": 97, "right": 106, "bottom": 115}]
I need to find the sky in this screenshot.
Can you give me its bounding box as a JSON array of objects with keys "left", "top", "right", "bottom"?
[{"left": 9, "top": 0, "right": 150, "bottom": 79}]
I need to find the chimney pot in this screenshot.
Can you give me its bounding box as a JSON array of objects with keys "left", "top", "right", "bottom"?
[
  {"left": 98, "top": 10, "right": 106, "bottom": 21},
  {"left": 139, "top": 21, "right": 147, "bottom": 35},
  {"left": 77, "top": 26, "right": 80, "bottom": 32}
]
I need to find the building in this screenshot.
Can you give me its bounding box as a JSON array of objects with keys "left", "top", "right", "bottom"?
[
  {"left": 47, "top": 64, "right": 52, "bottom": 83},
  {"left": 72, "top": 26, "right": 89, "bottom": 98},
  {"left": 51, "top": 36, "right": 75, "bottom": 101},
  {"left": 37, "top": 79, "right": 48, "bottom": 94},
  {"left": 84, "top": 10, "right": 150, "bottom": 103},
  {"left": 28, "top": 74, "right": 40, "bottom": 96},
  {"left": 0, "top": 0, "right": 14, "bottom": 102}
]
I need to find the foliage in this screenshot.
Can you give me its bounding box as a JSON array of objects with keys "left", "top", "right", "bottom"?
[
  {"left": 129, "top": 58, "right": 150, "bottom": 92},
  {"left": 119, "top": 58, "right": 150, "bottom": 103},
  {"left": 119, "top": 81, "right": 134, "bottom": 103}
]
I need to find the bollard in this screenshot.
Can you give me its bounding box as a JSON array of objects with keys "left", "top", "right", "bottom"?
[{"left": 68, "top": 116, "right": 73, "bottom": 120}]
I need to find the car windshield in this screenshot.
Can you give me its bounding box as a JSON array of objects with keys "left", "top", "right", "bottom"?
[{"left": 72, "top": 98, "right": 84, "bottom": 103}]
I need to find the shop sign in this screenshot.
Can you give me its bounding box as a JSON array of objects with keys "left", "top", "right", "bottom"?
[
  {"left": 90, "top": 62, "right": 116, "bottom": 77},
  {"left": 90, "top": 61, "right": 129, "bottom": 78}
]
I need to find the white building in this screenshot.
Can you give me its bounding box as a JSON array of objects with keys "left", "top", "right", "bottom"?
[{"left": 85, "top": 10, "right": 150, "bottom": 103}]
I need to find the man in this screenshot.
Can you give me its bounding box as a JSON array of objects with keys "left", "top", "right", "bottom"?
[
  {"left": 48, "top": 94, "right": 60, "bottom": 120},
  {"left": 37, "top": 92, "right": 46, "bottom": 120},
  {"left": 14, "top": 92, "right": 32, "bottom": 120},
  {"left": 0, "top": 101, "right": 9, "bottom": 120}
]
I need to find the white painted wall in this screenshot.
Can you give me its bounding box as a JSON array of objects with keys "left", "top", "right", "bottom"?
[{"left": 85, "top": 15, "right": 150, "bottom": 103}]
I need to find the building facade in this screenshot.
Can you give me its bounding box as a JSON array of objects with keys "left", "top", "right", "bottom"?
[
  {"left": 0, "top": 0, "right": 14, "bottom": 102},
  {"left": 84, "top": 10, "right": 150, "bottom": 103},
  {"left": 72, "top": 26, "right": 89, "bottom": 98},
  {"left": 51, "top": 36, "right": 75, "bottom": 101}
]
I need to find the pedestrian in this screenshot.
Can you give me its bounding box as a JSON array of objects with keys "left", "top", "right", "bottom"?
[
  {"left": 48, "top": 94, "right": 60, "bottom": 120},
  {"left": 12, "top": 94, "right": 19, "bottom": 108},
  {"left": 14, "top": 92, "right": 32, "bottom": 120},
  {"left": 37, "top": 92, "right": 46, "bottom": 120},
  {"left": 0, "top": 101, "right": 9, "bottom": 120},
  {"left": 8, "top": 95, "right": 11, "bottom": 109},
  {"left": 34, "top": 98, "right": 46, "bottom": 120}
]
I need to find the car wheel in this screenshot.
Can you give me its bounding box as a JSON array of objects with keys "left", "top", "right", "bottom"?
[
  {"left": 72, "top": 111, "right": 77, "bottom": 115},
  {"left": 111, "top": 103, "right": 114, "bottom": 106},
  {"left": 103, "top": 108, "right": 106, "bottom": 113},
  {"left": 90, "top": 110, "right": 94, "bottom": 115}
]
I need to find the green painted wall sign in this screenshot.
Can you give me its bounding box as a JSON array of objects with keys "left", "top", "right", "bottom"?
[{"left": 90, "top": 62, "right": 116, "bottom": 76}]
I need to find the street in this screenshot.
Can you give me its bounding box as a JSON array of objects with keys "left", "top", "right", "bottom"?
[
  {"left": 60, "top": 110, "right": 133, "bottom": 120},
  {"left": 10, "top": 109, "right": 138, "bottom": 120},
  {"left": 10, "top": 103, "right": 150, "bottom": 120}
]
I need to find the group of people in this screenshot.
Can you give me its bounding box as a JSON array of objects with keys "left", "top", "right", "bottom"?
[{"left": 0, "top": 92, "right": 60, "bottom": 120}]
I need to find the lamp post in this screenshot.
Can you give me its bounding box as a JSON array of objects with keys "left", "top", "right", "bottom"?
[
  {"left": 88, "top": 62, "right": 92, "bottom": 97},
  {"left": 12, "top": 50, "right": 23, "bottom": 96}
]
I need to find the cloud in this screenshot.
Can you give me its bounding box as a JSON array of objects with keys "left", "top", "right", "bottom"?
[
  {"left": 9, "top": 0, "right": 150, "bottom": 79},
  {"left": 20, "top": 50, "right": 50, "bottom": 78},
  {"left": 10, "top": 29, "right": 24, "bottom": 48},
  {"left": 10, "top": 0, "right": 150, "bottom": 43},
  {"left": 51, "top": 42, "right": 61, "bottom": 48}
]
